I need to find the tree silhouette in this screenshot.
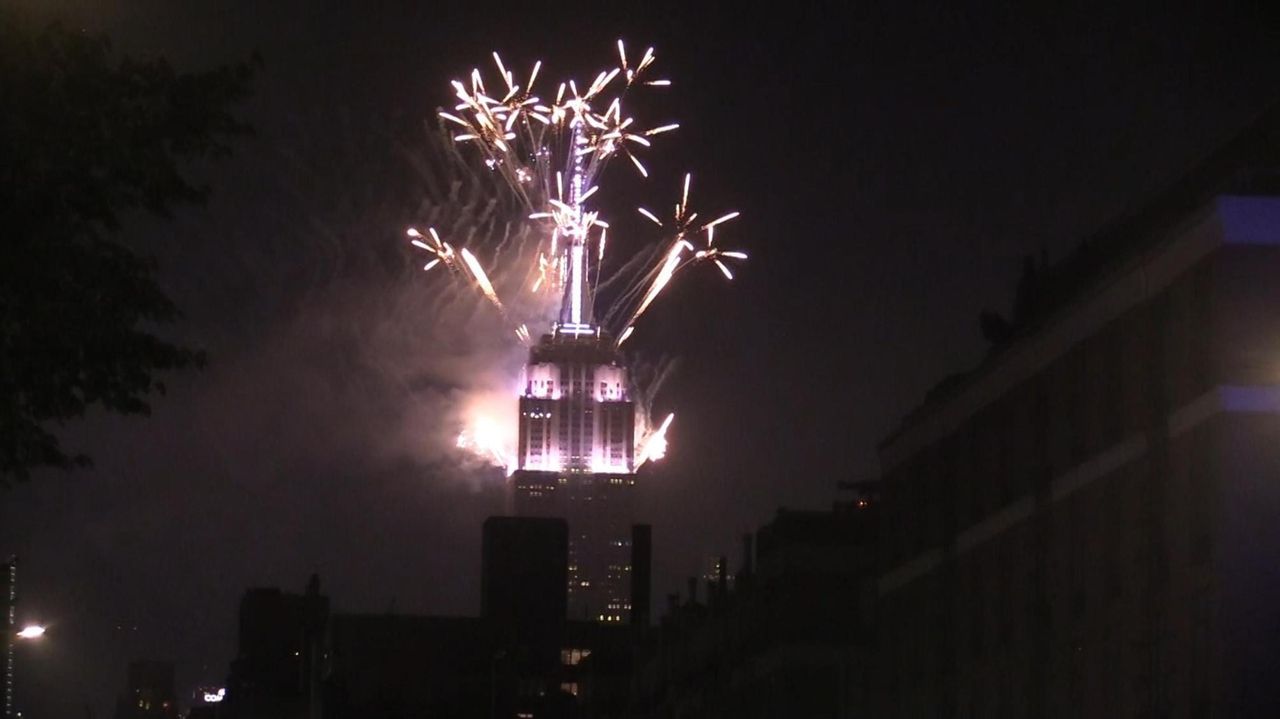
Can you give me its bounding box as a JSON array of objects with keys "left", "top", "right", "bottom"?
[{"left": 0, "top": 10, "right": 257, "bottom": 483}]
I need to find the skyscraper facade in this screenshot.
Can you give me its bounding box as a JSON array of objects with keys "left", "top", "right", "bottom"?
[
  {"left": 511, "top": 325, "right": 639, "bottom": 623},
  {"left": 2, "top": 558, "right": 13, "bottom": 719}
]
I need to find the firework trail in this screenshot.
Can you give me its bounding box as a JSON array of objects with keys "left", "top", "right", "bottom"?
[{"left": 606, "top": 174, "right": 747, "bottom": 344}]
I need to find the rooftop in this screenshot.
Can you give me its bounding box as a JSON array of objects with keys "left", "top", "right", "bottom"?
[{"left": 882, "top": 100, "right": 1280, "bottom": 449}]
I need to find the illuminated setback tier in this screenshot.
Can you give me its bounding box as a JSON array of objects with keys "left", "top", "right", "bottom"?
[
  {"left": 516, "top": 325, "right": 635, "bottom": 474},
  {"left": 512, "top": 325, "right": 639, "bottom": 623}
]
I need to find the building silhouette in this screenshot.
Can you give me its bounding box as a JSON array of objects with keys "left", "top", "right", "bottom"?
[
  {"left": 112, "top": 661, "right": 177, "bottom": 719},
  {"left": 1, "top": 558, "right": 13, "bottom": 719},
  {"left": 482, "top": 515, "right": 569, "bottom": 653},
  {"left": 219, "top": 518, "right": 650, "bottom": 718},
  {"left": 631, "top": 490, "right": 878, "bottom": 718},
  {"left": 875, "top": 114, "right": 1280, "bottom": 716},
  {"left": 222, "top": 576, "right": 328, "bottom": 719}
]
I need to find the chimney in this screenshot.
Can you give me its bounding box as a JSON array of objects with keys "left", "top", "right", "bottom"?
[{"left": 686, "top": 576, "right": 698, "bottom": 606}]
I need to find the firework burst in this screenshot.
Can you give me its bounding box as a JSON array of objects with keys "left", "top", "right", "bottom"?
[{"left": 409, "top": 41, "right": 744, "bottom": 470}]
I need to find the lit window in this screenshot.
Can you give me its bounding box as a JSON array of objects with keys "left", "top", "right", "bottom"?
[{"left": 561, "top": 648, "right": 592, "bottom": 665}]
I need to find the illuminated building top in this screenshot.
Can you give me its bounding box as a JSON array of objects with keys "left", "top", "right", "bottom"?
[{"left": 517, "top": 324, "right": 635, "bottom": 475}]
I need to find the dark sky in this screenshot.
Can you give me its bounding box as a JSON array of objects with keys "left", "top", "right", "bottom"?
[{"left": 4, "top": 1, "right": 1279, "bottom": 714}]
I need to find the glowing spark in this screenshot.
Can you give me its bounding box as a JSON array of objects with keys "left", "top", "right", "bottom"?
[
  {"left": 617, "top": 325, "right": 636, "bottom": 346},
  {"left": 408, "top": 226, "right": 458, "bottom": 278},
  {"left": 460, "top": 247, "right": 504, "bottom": 311},
  {"left": 639, "top": 46, "right": 655, "bottom": 72},
  {"left": 714, "top": 259, "right": 734, "bottom": 280},
  {"left": 492, "top": 52, "right": 511, "bottom": 90},
  {"left": 646, "top": 123, "right": 679, "bottom": 136},
  {"left": 439, "top": 112, "right": 470, "bottom": 127},
  {"left": 637, "top": 207, "right": 663, "bottom": 226},
  {"left": 636, "top": 412, "right": 674, "bottom": 468},
  {"left": 528, "top": 60, "right": 542, "bottom": 89},
  {"left": 704, "top": 211, "right": 740, "bottom": 229}
]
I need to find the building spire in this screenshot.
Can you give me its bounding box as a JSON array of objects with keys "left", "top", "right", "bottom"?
[{"left": 559, "top": 123, "right": 593, "bottom": 328}]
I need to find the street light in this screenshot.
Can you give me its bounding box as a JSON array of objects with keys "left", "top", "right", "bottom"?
[{"left": 16, "top": 625, "right": 45, "bottom": 639}]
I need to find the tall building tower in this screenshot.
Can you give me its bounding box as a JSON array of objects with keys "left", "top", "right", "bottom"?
[
  {"left": 511, "top": 325, "right": 639, "bottom": 623},
  {"left": 2, "top": 558, "right": 13, "bottom": 719},
  {"left": 509, "top": 144, "right": 644, "bottom": 621}
]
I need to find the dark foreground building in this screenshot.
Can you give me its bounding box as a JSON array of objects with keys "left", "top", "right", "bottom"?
[
  {"left": 631, "top": 492, "right": 877, "bottom": 718},
  {"left": 482, "top": 515, "right": 569, "bottom": 654},
  {"left": 876, "top": 121, "right": 1280, "bottom": 716},
  {"left": 222, "top": 576, "right": 328, "bottom": 719},
  {"left": 322, "top": 518, "right": 571, "bottom": 718},
  {"left": 220, "top": 518, "right": 649, "bottom": 719},
  {"left": 112, "top": 660, "right": 178, "bottom": 719}
]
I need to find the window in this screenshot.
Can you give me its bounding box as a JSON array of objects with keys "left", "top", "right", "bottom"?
[{"left": 561, "top": 648, "right": 591, "bottom": 666}]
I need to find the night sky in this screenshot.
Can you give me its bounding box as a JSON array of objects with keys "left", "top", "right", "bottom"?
[{"left": 4, "top": 1, "right": 1280, "bottom": 715}]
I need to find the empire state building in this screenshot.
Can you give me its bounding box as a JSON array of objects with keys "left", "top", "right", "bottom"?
[{"left": 510, "top": 321, "right": 639, "bottom": 623}]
